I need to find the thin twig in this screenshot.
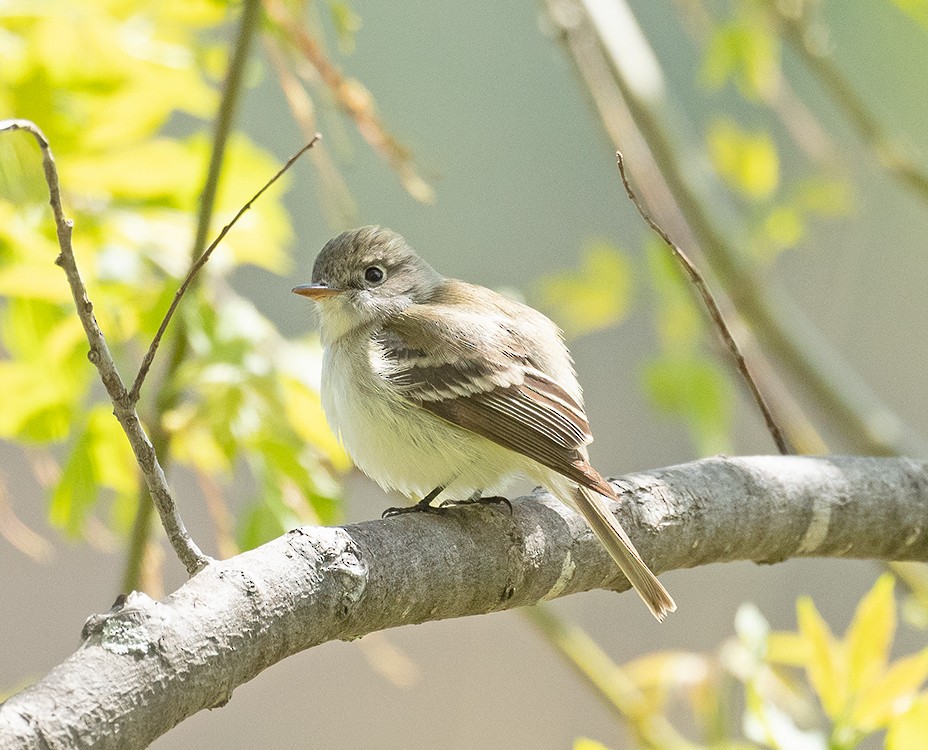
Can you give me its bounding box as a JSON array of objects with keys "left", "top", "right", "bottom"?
[
  {"left": 129, "top": 134, "right": 321, "bottom": 403},
  {"left": 0, "top": 119, "right": 209, "bottom": 575},
  {"left": 121, "top": 0, "right": 264, "bottom": 591},
  {"left": 617, "top": 151, "right": 793, "bottom": 455}
]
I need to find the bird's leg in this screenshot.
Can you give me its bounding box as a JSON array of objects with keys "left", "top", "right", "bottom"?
[
  {"left": 382, "top": 485, "right": 448, "bottom": 518},
  {"left": 439, "top": 489, "right": 513, "bottom": 515}
]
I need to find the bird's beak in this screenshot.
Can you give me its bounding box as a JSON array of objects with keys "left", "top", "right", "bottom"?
[{"left": 292, "top": 283, "right": 342, "bottom": 300}]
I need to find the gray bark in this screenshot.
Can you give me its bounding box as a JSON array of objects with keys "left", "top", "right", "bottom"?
[{"left": 2, "top": 455, "right": 927, "bottom": 749}]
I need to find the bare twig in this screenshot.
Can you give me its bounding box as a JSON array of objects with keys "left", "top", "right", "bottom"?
[
  {"left": 617, "top": 151, "right": 793, "bottom": 455},
  {"left": 121, "top": 0, "right": 264, "bottom": 591},
  {"left": 129, "top": 134, "right": 321, "bottom": 403},
  {"left": 0, "top": 119, "right": 209, "bottom": 575}
]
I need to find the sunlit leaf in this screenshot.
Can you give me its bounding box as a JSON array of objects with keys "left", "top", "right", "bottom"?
[
  {"left": 708, "top": 119, "right": 779, "bottom": 200},
  {"left": 622, "top": 651, "right": 713, "bottom": 705},
  {"left": 795, "top": 178, "right": 853, "bottom": 216},
  {"left": 766, "top": 631, "right": 809, "bottom": 667},
  {"left": 892, "top": 0, "right": 928, "bottom": 32},
  {"left": 846, "top": 574, "right": 895, "bottom": 696},
  {"left": 760, "top": 207, "right": 804, "bottom": 254},
  {"left": 744, "top": 687, "right": 827, "bottom": 750},
  {"left": 887, "top": 693, "right": 928, "bottom": 750},
  {"left": 63, "top": 138, "right": 203, "bottom": 205},
  {"left": 851, "top": 649, "right": 928, "bottom": 730},
  {"left": 329, "top": 1, "right": 362, "bottom": 53},
  {"left": 702, "top": 19, "right": 779, "bottom": 98},
  {"left": 796, "top": 597, "right": 846, "bottom": 720},
  {"left": 535, "top": 242, "right": 633, "bottom": 338},
  {"left": 572, "top": 739, "right": 612, "bottom": 750},
  {"left": 282, "top": 375, "right": 351, "bottom": 471},
  {"left": 735, "top": 603, "right": 770, "bottom": 658},
  {"left": 642, "top": 355, "right": 733, "bottom": 455}
]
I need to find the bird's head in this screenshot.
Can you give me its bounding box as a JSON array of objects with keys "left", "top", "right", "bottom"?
[{"left": 293, "top": 226, "right": 441, "bottom": 343}]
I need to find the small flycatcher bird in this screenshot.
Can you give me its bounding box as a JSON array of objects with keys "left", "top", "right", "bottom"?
[{"left": 293, "top": 226, "right": 675, "bottom": 620}]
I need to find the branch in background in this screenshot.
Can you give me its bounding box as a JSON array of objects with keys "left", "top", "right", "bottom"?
[
  {"left": 772, "top": 3, "right": 928, "bottom": 203},
  {"left": 1, "top": 454, "right": 926, "bottom": 747},
  {"left": 264, "top": 35, "right": 359, "bottom": 227},
  {"left": 0, "top": 119, "right": 208, "bottom": 576},
  {"left": 545, "top": 0, "right": 928, "bottom": 459},
  {"left": 673, "top": 0, "right": 840, "bottom": 168},
  {"left": 264, "top": 0, "right": 434, "bottom": 203},
  {"left": 545, "top": 0, "right": 824, "bottom": 455},
  {"left": 617, "top": 151, "right": 793, "bottom": 455},
  {"left": 524, "top": 606, "right": 698, "bottom": 749},
  {"left": 0, "top": 475, "right": 53, "bottom": 563}
]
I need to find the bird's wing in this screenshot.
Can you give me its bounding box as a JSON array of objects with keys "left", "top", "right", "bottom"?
[{"left": 374, "top": 293, "right": 616, "bottom": 497}]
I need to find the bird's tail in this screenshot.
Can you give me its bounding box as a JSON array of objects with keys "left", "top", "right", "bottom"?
[{"left": 569, "top": 483, "right": 676, "bottom": 622}]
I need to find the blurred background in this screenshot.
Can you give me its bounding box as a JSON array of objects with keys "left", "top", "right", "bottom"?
[{"left": 2, "top": 0, "right": 928, "bottom": 747}]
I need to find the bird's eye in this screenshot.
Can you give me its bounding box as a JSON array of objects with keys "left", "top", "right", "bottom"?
[{"left": 364, "top": 266, "right": 386, "bottom": 285}]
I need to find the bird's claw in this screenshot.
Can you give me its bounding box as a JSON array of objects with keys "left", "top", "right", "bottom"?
[
  {"left": 381, "top": 500, "right": 448, "bottom": 519},
  {"left": 439, "top": 494, "right": 513, "bottom": 515}
]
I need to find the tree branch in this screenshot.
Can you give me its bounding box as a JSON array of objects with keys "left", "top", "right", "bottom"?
[
  {"left": 0, "top": 119, "right": 209, "bottom": 577},
  {"left": 2, "top": 455, "right": 926, "bottom": 748},
  {"left": 616, "top": 151, "right": 793, "bottom": 455}
]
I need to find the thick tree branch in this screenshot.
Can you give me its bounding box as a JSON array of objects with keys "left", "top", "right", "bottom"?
[{"left": 2, "top": 456, "right": 926, "bottom": 749}]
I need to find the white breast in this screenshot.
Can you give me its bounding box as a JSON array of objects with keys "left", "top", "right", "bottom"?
[{"left": 321, "top": 332, "right": 522, "bottom": 500}]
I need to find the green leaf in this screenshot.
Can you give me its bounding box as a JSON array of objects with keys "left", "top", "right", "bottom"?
[
  {"left": 534, "top": 242, "right": 633, "bottom": 338},
  {"left": 702, "top": 19, "right": 779, "bottom": 98},
  {"left": 708, "top": 119, "right": 779, "bottom": 200},
  {"left": 49, "top": 428, "right": 98, "bottom": 537},
  {"left": 642, "top": 355, "right": 733, "bottom": 455},
  {"left": 329, "top": 1, "right": 363, "bottom": 54},
  {"left": 237, "top": 488, "right": 301, "bottom": 552},
  {"left": 49, "top": 405, "right": 138, "bottom": 536},
  {"left": 644, "top": 238, "right": 702, "bottom": 351},
  {"left": 892, "top": 0, "right": 928, "bottom": 32}
]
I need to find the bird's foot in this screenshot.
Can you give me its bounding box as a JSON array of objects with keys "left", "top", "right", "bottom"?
[
  {"left": 439, "top": 493, "right": 513, "bottom": 515},
  {"left": 382, "top": 497, "right": 449, "bottom": 519}
]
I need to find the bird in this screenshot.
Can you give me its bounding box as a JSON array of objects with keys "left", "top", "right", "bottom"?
[{"left": 293, "top": 226, "right": 675, "bottom": 620}]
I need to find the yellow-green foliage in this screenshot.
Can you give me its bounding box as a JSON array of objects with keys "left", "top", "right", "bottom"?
[{"left": 0, "top": 0, "right": 346, "bottom": 547}]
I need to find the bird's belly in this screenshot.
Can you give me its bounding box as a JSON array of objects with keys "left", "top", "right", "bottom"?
[{"left": 321, "top": 344, "right": 519, "bottom": 499}]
